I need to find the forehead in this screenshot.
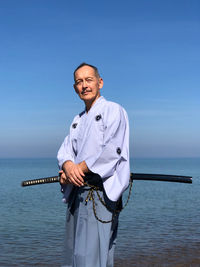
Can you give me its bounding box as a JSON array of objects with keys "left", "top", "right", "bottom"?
[{"left": 74, "top": 66, "right": 96, "bottom": 79}]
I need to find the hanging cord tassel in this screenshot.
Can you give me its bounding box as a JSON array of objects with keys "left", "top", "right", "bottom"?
[{"left": 85, "top": 179, "right": 134, "bottom": 224}]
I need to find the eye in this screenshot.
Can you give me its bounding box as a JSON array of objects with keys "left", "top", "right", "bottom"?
[
  {"left": 75, "top": 80, "right": 82, "bottom": 85},
  {"left": 86, "top": 78, "right": 93, "bottom": 82}
]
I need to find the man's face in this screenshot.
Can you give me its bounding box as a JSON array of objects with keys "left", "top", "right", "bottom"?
[{"left": 74, "top": 66, "right": 103, "bottom": 104}]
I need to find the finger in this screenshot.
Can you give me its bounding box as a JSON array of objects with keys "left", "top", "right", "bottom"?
[
  {"left": 72, "top": 170, "right": 85, "bottom": 186},
  {"left": 67, "top": 166, "right": 85, "bottom": 186},
  {"left": 60, "top": 177, "right": 67, "bottom": 184},
  {"left": 59, "top": 170, "right": 63, "bottom": 177},
  {"left": 68, "top": 176, "right": 81, "bottom": 187},
  {"left": 77, "top": 166, "right": 85, "bottom": 177},
  {"left": 60, "top": 172, "right": 69, "bottom": 184},
  {"left": 61, "top": 172, "right": 67, "bottom": 179},
  {"left": 74, "top": 176, "right": 84, "bottom": 186},
  {"left": 74, "top": 169, "right": 84, "bottom": 183},
  {"left": 67, "top": 168, "right": 83, "bottom": 185}
]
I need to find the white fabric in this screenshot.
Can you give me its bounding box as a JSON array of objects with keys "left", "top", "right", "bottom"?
[{"left": 57, "top": 96, "right": 130, "bottom": 202}]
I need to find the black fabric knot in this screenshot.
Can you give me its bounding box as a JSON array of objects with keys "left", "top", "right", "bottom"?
[
  {"left": 95, "top": 114, "right": 102, "bottom": 121},
  {"left": 72, "top": 123, "right": 78, "bottom": 129},
  {"left": 116, "top": 147, "right": 121, "bottom": 155}
]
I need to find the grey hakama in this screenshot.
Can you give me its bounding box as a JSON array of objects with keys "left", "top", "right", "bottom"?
[{"left": 62, "top": 186, "right": 119, "bottom": 267}]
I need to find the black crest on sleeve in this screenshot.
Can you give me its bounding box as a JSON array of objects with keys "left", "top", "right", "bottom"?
[{"left": 72, "top": 123, "right": 78, "bottom": 129}]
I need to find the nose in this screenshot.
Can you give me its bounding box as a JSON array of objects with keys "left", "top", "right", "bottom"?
[{"left": 82, "top": 80, "right": 88, "bottom": 88}]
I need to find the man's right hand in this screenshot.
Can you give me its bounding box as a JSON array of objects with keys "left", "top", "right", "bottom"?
[{"left": 62, "top": 161, "right": 85, "bottom": 187}]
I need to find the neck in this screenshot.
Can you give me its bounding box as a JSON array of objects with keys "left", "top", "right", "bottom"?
[{"left": 85, "top": 95, "right": 101, "bottom": 112}]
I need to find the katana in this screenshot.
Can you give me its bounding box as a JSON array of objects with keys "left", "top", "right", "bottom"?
[{"left": 21, "top": 173, "right": 192, "bottom": 187}]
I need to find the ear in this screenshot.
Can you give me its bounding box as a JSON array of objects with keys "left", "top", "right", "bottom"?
[
  {"left": 74, "top": 84, "right": 78, "bottom": 94},
  {"left": 98, "top": 78, "right": 104, "bottom": 89}
]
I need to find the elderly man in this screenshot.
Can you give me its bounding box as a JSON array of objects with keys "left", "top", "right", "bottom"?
[{"left": 57, "top": 63, "right": 130, "bottom": 267}]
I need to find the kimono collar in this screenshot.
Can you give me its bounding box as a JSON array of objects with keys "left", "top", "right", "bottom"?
[{"left": 85, "top": 96, "right": 105, "bottom": 114}]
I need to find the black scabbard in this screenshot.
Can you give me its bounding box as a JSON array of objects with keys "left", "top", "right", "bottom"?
[{"left": 131, "top": 173, "right": 192, "bottom": 183}]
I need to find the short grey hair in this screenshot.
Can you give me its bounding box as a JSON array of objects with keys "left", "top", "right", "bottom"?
[{"left": 73, "top": 62, "right": 100, "bottom": 81}]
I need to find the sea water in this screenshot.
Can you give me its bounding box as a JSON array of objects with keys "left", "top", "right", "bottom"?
[{"left": 0, "top": 158, "right": 199, "bottom": 266}]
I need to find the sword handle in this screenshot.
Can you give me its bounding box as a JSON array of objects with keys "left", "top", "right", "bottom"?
[{"left": 21, "top": 176, "right": 60, "bottom": 187}]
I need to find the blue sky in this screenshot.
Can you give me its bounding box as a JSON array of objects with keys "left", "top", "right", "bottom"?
[{"left": 0, "top": 0, "right": 199, "bottom": 158}]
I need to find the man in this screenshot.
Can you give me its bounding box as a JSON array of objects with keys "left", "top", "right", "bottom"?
[{"left": 57, "top": 63, "right": 130, "bottom": 267}]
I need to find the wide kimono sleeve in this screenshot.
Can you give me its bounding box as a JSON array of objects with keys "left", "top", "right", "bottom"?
[
  {"left": 85, "top": 104, "right": 129, "bottom": 179},
  {"left": 57, "top": 124, "right": 77, "bottom": 203},
  {"left": 57, "top": 133, "right": 75, "bottom": 170}
]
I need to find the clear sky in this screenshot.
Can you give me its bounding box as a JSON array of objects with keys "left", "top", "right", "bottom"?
[{"left": 0, "top": 0, "right": 199, "bottom": 158}]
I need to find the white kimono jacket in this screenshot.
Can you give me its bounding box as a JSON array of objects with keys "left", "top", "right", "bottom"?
[{"left": 57, "top": 96, "right": 130, "bottom": 202}]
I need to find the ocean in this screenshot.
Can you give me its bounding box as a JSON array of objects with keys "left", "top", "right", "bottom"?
[{"left": 0, "top": 158, "right": 199, "bottom": 266}]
